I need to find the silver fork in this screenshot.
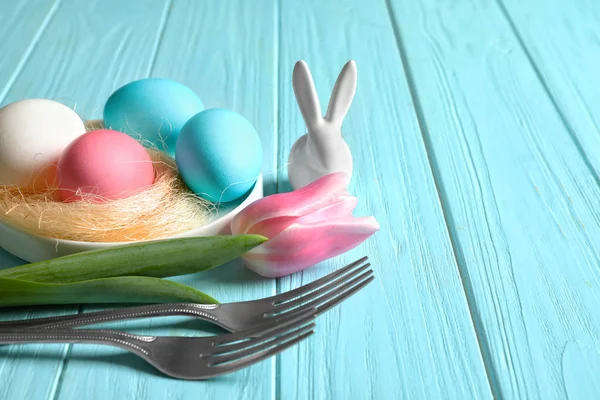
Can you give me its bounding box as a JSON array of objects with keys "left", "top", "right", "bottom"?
[
  {"left": 0, "top": 257, "right": 373, "bottom": 332},
  {"left": 0, "top": 310, "right": 315, "bottom": 380}
]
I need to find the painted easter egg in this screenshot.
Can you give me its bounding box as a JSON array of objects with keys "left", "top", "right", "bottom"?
[
  {"left": 0, "top": 99, "right": 86, "bottom": 188},
  {"left": 176, "top": 108, "right": 262, "bottom": 203},
  {"left": 103, "top": 78, "right": 204, "bottom": 156},
  {"left": 57, "top": 129, "right": 155, "bottom": 202}
]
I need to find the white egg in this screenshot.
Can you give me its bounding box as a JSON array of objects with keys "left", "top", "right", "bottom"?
[{"left": 0, "top": 99, "right": 86, "bottom": 187}]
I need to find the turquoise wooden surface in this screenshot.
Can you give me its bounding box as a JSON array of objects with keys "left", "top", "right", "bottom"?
[
  {"left": 0, "top": 0, "right": 599, "bottom": 399},
  {"left": 390, "top": 0, "right": 600, "bottom": 398}
]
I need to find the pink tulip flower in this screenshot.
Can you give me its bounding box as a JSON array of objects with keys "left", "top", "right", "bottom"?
[{"left": 231, "top": 173, "right": 380, "bottom": 278}]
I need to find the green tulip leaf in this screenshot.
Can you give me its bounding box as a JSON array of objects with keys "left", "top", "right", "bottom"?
[
  {"left": 0, "top": 234, "right": 267, "bottom": 283},
  {"left": 0, "top": 276, "right": 218, "bottom": 307}
]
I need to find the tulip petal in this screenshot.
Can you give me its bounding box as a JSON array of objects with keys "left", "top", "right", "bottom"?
[
  {"left": 231, "top": 172, "right": 379, "bottom": 278},
  {"left": 299, "top": 196, "right": 358, "bottom": 224},
  {"left": 231, "top": 172, "right": 350, "bottom": 234},
  {"left": 242, "top": 215, "right": 380, "bottom": 278},
  {"left": 247, "top": 216, "right": 299, "bottom": 238},
  {"left": 244, "top": 196, "right": 358, "bottom": 239}
]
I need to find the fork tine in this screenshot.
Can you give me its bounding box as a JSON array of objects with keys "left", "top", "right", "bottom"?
[
  {"left": 263, "top": 304, "right": 324, "bottom": 327},
  {"left": 209, "top": 322, "right": 315, "bottom": 365},
  {"left": 212, "top": 316, "right": 315, "bottom": 353},
  {"left": 267, "top": 256, "right": 369, "bottom": 304},
  {"left": 315, "top": 275, "right": 374, "bottom": 315},
  {"left": 272, "top": 263, "right": 371, "bottom": 313},
  {"left": 276, "top": 271, "right": 374, "bottom": 317},
  {"left": 209, "top": 331, "right": 314, "bottom": 376},
  {"left": 213, "top": 307, "right": 315, "bottom": 346}
]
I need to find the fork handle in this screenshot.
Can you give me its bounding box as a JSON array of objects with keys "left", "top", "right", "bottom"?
[
  {"left": 0, "top": 328, "right": 154, "bottom": 357},
  {"left": 0, "top": 303, "right": 221, "bottom": 330}
]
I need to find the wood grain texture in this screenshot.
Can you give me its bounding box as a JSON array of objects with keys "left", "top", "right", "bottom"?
[
  {"left": 3, "top": 0, "right": 599, "bottom": 398},
  {"left": 0, "top": 0, "right": 169, "bottom": 399},
  {"left": 389, "top": 0, "right": 600, "bottom": 398},
  {"left": 2, "top": 0, "right": 169, "bottom": 120},
  {"left": 0, "top": 2, "right": 74, "bottom": 400},
  {"left": 0, "top": 0, "right": 59, "bottom": 103},
  {"left": 55, "top": 1, "right": 279, "bottom": 399},
  {"left": 276, "top": 0, "right": 492, "bottom": 398},
  {"left": 499, "top": 0, "right": 600, "bottom": 179}
]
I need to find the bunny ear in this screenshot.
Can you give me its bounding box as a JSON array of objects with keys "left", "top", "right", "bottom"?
[
  {"left": 325, "top": 60, "right": 357, "bottom": 127},
  {"left": 293, "top": 61, "right": 323, "bottom": 129}
]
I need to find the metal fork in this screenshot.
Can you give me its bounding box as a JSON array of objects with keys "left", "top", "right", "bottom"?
[
  {"left": 0, "top": 257, "right": 373, "bottom": 332},
  {"left": 0, "top": 310, "right": 315, "bottom": 380}
]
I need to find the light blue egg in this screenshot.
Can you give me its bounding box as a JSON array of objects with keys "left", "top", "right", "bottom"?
[
  {"left": 176, "top": 108, "right": 263, "bottom": 203},
  {"left": 103, "top": 78, "right": 204, "bottom": 156}
]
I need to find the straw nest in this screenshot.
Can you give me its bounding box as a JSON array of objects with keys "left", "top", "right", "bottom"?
[{"left": 0, "top": 149, "right": 214, "bottom": 243}]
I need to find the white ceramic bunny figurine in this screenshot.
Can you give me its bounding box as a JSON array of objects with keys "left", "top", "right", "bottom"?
[{"left": 288, "top": 60, "right": 357, "bottom": 190}]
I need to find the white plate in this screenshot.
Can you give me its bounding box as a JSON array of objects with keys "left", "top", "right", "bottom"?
[{"left": 0, "top": 173, "right": 263, "bottom": 263}]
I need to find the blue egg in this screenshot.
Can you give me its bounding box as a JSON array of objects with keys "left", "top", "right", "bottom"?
[
  {"left": 103, "top": 78, "right": 204, "bottom": 156},
  {"left": 176, "top": 108, "right": 263, "bottom": 203}
]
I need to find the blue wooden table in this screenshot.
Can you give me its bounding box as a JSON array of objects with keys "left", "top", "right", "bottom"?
[{"left": 1, "top": 0, "right": 600, "bottom": 398}]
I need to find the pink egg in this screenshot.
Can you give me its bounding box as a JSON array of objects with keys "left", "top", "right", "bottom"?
[{"left": 57, "top": 129, "right": 155, "bottom": 202}]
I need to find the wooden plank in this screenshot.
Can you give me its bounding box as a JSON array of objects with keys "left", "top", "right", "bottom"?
[
  {"left": 499, "top": 0, "right": 600, "bottom": 178},
  {"left": 276, "top": 0, "right": 492, "bottom": 398},
  {"left": 55, "top": 1, "right": 279, "bottom": 399},
  {"left": 388, "top": 0, "right": 600, "bottom": 398},
  {"left": 0, "top": 0, "right": 59, "bottom": 103},
  {"left": 0, "top": 2, "right": 71, "bottom": 400},
  {"left": 0, "top": 0, "right": 169, "bottom": 399},
  {"left": 2, "top": 0, "right": 169, "bottom": 120}
]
